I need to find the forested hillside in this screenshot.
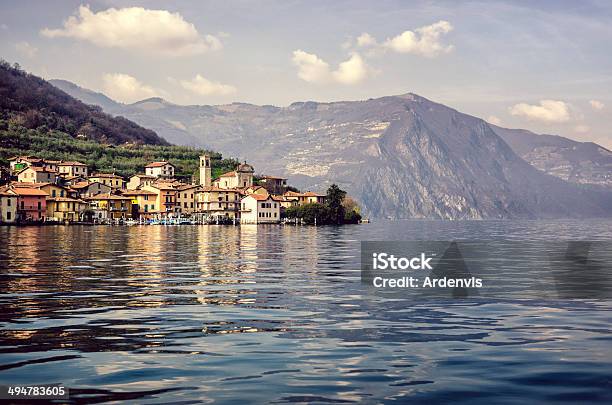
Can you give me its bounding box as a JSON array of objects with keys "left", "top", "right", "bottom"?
[
  {"left": 0, "top": 60, "right": 168, "bottom": 145},
  {"left": 0, "top": 126, "right": 238, "bottom": 180}
]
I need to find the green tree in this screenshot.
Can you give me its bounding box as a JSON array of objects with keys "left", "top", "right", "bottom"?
[{"left": 326, "top": 184, "right": 346, "bottom": 225}]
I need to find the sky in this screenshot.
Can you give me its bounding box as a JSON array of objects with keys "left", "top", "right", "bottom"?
[{"left": 1, "top": 0, "right": 611, "bottom": 148}]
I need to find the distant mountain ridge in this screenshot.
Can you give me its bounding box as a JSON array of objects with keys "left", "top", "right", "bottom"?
[{"left": 51, "top": 80, "right": 612, "bottom": 219}]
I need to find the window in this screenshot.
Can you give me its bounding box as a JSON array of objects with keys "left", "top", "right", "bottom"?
[
  {"left": 190, "top": 202, "right": 194, "bottom": 208},
  {"left": 274, "top": 212, "right": 277, "bottom": 217},
  {"left": 7, "top": 212, "right": 11, "bottom": 220},
  {"left": 7, "top": 199, "right": 10, "bottom": 207},
  {"left": 37, "top": 201, "right": 41, "bottom": 210},
  {"left": 60, "top": 190, "right": 64, "bottom": 197},
  {"left": 21, "top": 201, "right": 24, "bottom": 209},
  {"left": 52, "top": 190, "right": 56, "bottom": 197}
]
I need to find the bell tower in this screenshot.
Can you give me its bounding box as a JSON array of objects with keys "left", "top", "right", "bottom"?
[{"left": 199, "top": 154, "right": 211, "bottom": 186}]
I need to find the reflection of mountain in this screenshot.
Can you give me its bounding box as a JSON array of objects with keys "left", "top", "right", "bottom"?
[{"left": 51, "top": 80, "right": 612, "bottom": 219}]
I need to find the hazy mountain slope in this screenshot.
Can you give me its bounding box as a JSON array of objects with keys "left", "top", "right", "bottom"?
[
  {"left": 49, "top": 79, "right": 122, "bottom": 112},
  {"left": 491, "top": 125, "right": 612, "bottom": 188},
  {"left": 51, "top": 82, "right": 612, "bottom": 218}
]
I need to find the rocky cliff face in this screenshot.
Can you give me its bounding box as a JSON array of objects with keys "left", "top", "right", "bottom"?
[{"left": 51, "top": 82, "right": 612, "bottom": 219}]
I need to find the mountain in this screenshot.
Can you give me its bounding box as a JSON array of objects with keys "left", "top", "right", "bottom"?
[
  {"left": 49, "top": 79, "right": 122, "bottom": 112},
  {"left": 51, "top": 81, "right": 612, "bottom": 219},
  {"left": 0, "top": 61, "right": 168, "bottom": 145},
  {"left": 491, "top": 126, "right": 612, "bottom": 188}
]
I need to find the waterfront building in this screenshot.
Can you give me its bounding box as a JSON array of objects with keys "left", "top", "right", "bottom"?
[
  {"left": 0, "top": 187, "right": 17, "bottom": 224},
  {"left": 143, "top": 183, "right": 180, "bottom": 216},
  {"left": 240, "top": 194, "right": 281, "bottom": 224},
  {"left": 213, "top": 162, "right": 254, "bottom": 189},
  {"left": 57, "top": 161, "right": 88, "bottom": 177},
  {"left": 46, "top": 197, "right": 88, "bottom": 222},
  {"left": 88, "top": 173, "right": 126, "bottom": 190},
  {"left": 176, "top": 184, "right": 199, "bottom": 215},
  {"left": 85, "top": 193, "right": 133, "bottom": 220},
  {"left": 195, "top": 186, "right": 243, "bottom": 220},
  {"left": 16, "top": 166, "right": 58, "bottom": 184},
  {"left": 145, "top": 161, "right": 175, "bottom": 178},
  {"left": 127, "top": 174, "right": 157, "bottom": 190},
  {"left": 12, "top": 187, "right": 47, "bottom": 221},
  {"left": 121, "top": 189, "right": 158, "bottom": 219},
  {"left": 298, "top": 191, "right": 327, "bottom": 205}
]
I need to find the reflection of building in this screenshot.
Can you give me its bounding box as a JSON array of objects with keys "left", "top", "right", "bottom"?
[
  {"left": 213, "top": 162, "right": 254, "bottom": 189},
  {"left": 240, "top": 194, "right": 281, "bottom": 224}
]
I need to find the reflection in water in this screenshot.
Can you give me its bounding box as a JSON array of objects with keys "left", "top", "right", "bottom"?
[{"left": 0, "top": 220, "right": 611, "bottom": 403}]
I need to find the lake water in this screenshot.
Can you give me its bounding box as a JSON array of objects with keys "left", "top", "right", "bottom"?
[{"left": 1, "top": 220, "right": 611, "bottom": 403}]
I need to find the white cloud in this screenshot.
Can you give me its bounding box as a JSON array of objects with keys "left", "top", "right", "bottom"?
[
  {"left": 179, "top": 74, "right": 236, "bottom": 96},
  {"left": 292, "top": 50, "right": 368, "bottom": 85},
  {"left": 574, "top": 125, "right": 590, "bottom": 134},
  {"left": 15, "top": 41, "right": 38, "bottom": 58},
  {"left": 509, "top": 100, "right": 571, "bottom": 123},
  {"left": 332, "top": 53, "right": 368, "bottom": 85},
  {"left": 356, "top": 33, "right": 377, "bottom": 47},
  {"left": 292, "top": 50, "right": 331, "bottom": 83},
  {"left": 487, "top": 115, "right": 502, "bottom": 126},
  {"left": 102, "top": 73, "right": 157, "bottom": 103},
  {"left": 41, "top": 5, "right": 221, "bottom": 56},
  {"left": 589, "top": 100, "right": 604, "bottom": 111},
  {"left": 383, "top": 20, "right": 454, "bottom": 57}
]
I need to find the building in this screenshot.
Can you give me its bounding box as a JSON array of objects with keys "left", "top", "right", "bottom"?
[
  {"left": 85, "top": 193, "right": 133, "bottom": 220},
  {"left": 145, "top": 161, "right": 175, "bottom": 178},
  {"left": 88, "top": 173, "right": 126, "bottom": 190},
  {"left": 17, "top": 166, "right": 58, "bottom": 184},
  {"left": 69, "top": 181, "right": 112, "bottom": 198},
  {"left": 240, "top": 194, "right": 281, "bottom": 224},
  {"left": 122, "top": 190, "right": 159, "bottom": 219},
  {"left": 213, "top": 162, "right": 254, "bottom": 189},
  {"left": 199, "top": 154, "right": 212, "bottom": 187},
  {"left": 9, "top": 156, "right": 44, "bottom": 172},
  {"left": 127, "top": 174, "right": 157, "bottom": 190},
  {"left": 58, "top": 174, "right": 88, "bottom": 186},
  {"left": 12, "top": 187, "right": 47, "bottom": 221},
  {"left": 58, "top": 161, "right": 88, "bottom": 177},
  {"left": 259, "top": 176, "right": 287, "bottom": 195},
  {"left": 0, "top": 187, "right": 17, "bottom": 224},
  {"left": 195, "top": 187, "right": 243, "bottom": 220},
  {"left": 46, "top": 197, "right": 88, "bottom": 222},
  {"left": 176, "top": 184, "right": 199, "bottom": 215},
  {"left": 298, "top": 191, "right": 327, "bottom": 205},
  {"left": 143, "top": 183, "right": 179, "bottom": 216}
]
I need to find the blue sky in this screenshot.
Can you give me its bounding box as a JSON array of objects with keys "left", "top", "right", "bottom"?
[{"left": 1, "top": 0, "right": 611, "bottom": 147}]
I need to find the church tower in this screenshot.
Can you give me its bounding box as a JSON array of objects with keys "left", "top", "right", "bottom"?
[{"left": 199, "top": 154, "right": 211, "bottom": 186}]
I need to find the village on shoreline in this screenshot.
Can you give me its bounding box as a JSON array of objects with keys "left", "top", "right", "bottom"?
[{"left": 0, "top": 154, "right": 363, "bottom": 226}]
